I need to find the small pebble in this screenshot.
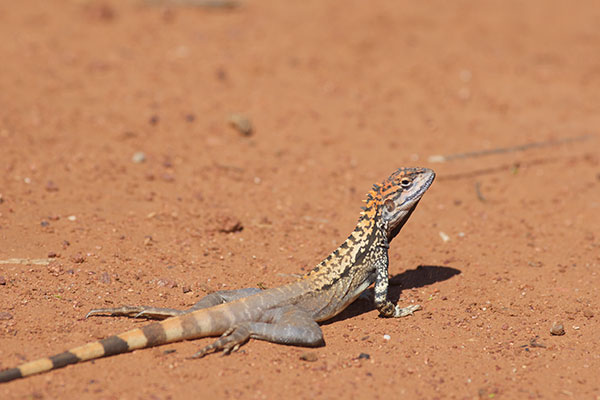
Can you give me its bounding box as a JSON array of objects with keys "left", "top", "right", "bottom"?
[
  {"left": 47, "top": 252, "right": 58, "bottom": 258},
  {"left": 157, "top": 278, "right": 177, "bottom": 289},
  {"left": 45, "top": 180, "right": 59, "bottom": 192},
  {"left": 182, "top": 286, "right": 192, "bottom": 294},
  {"left": 132, "top": 151, "right": 146, "bottom": 163},
  {"left": 299, "top": 352, "right": 318, "bottom": 362},
  {"left": 383, "top": 334, "right": 391, "bottom": 341},
  {"left": 149, "top": 115, "right": 160, "bottom": 126},
  {"left": 439, "top": 231, "right": 450, "bottom": 242},
  {"left": 216, "top": 215, "right": 243, "bottom": 233},
  {"left": 40, "top": 220, "right": 50, "bottom": 227},
  {"left": 357, "top": 353, "right": 370, "bottom": 360},
  {"left": 550, "top": 322, "right": 565, "bottom": 336},
  {"left": 67, "top": 215, "right": 77, "bottom": 221},
  {"left": 0, "top": 312, "right": 13, "bottom": 320},
  {"left": 0, "top": 276, "right": 6, "bottom": 285},
  {"left": 583, "top": 309, "right": 594, "bottom": 319},
  {"left": 228, "top": 113, "right": 253, "bottom": 136},
  {"left": 71, "top": 254, "right": 86, "bottom": 264}
]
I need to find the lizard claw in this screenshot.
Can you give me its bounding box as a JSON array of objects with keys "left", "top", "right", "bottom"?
[
  {"left": 221, "top": 343, "right": 241, "bottom": 356},
  {"left": 189, "top": 348, "right": 209, "bottom": 359},
  {"left": 190, "top": 325, "right": 250, "bottom": 359}
]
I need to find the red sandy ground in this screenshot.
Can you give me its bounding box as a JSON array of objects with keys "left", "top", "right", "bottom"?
[{"left": 1, "top": 0, "right": 599, "bottom": 398}]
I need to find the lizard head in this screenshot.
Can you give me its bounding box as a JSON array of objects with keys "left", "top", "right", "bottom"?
[{"left": 364, "top": 167, "right": 435, "bottom": 242}]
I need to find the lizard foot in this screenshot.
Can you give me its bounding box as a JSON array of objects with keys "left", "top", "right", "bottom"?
[
  {"left": 393, "top": 304, "right": 421, "bottom": 317},
  {"left": 85, "top": 306, "right": 183, "bottom": 320},
  {"left": 190, "top": 325, "right": 251, "bottom": 359}
]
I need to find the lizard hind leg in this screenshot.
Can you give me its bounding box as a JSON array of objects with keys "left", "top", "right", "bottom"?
[{"left": 191, "top": 306, "right": 324, "bottom": 359}]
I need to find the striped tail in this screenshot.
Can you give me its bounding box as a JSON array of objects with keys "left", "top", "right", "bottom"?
[{"left": 0, "top": 307, "right": 228, "bottom": 383}]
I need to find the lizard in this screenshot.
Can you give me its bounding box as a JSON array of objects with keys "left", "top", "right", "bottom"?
[{"left": 0, "top": 167, "right": 435, "bottom": 383}]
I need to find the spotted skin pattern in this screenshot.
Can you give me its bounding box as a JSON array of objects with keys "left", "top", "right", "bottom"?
[{"left": 0, "top": 167, "right": 435, "bottom": 383}]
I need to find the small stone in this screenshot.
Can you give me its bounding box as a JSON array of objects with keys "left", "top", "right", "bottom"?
[
  {"left": 99, "top": 272, "right": 111, "bottom": 284},
  {"left": 0, "top": 193, "right": 4, "bottom": 204},
  {"left": 67, "top": 215, "right": 77, "bottom": 221},
  {"left": 47, "top": 252, "right": 58, "bottom": 258},
  {"left": 40, "top": 220, "right": 50, "bottom": 227},
  {"left": 583, "top": 309, "right": 594, "bottom": 319},
  {"left": 45, "top": 180, "right": 59, "bottom": 192},
  {"left": 132, "top": 151, "right": 146, "bottom": 163},
  {"left": 299, "top": 352, "right": 318, "bottom": 362},
  {"left": 216, "top": 215, "right": 243, "bottom": 233},
  {"left": 0, "top": 312, "right": 13, "bottom": 320},
  {"left": 71, "top": 253, "right": 86, "bottom": 264},
  {"left": 357, "top": 353, "right": 370, "bottom": 360},
  {"left": 149, "top": 115, "right": 160, "bottom": 126},
  {"left": 383, "top": 334, "right": 391, "bottom": 341},
  {"left": 157, "top": 278, "right": 177, "bottom": 289},
  {"left": 182, "top": 285, "right": 192, "bottom": 294},
  {"left": 439, "top": 231, "right": 450, "bottom": 242},
  {"left": 0, "top": 276, "right": 6, "bottom": 285},
  {"left": 550, "top": 322, "right": 565, "bottom": 336},
  {"left": 228, "top": 113, "right": 253, "bottom": 136}
]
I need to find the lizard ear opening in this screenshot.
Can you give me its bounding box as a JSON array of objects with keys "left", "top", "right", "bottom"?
[{"left": 383, "top": 199, "right": 395, "bottom": 212}]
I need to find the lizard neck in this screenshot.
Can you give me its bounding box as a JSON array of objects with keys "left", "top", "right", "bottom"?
[{"left": 302, "top": 203, "right": 387, "bottom": 287}]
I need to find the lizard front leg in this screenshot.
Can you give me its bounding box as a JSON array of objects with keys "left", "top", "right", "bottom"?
[
  {"left": 86, "top": 288, "right": 263, "bottom": 320},
  {"left": 191, "top": 306, "right": 324, "bottom": 358},
  {"left": 373, "top": 254, "right": 421, "bottom": 318}
]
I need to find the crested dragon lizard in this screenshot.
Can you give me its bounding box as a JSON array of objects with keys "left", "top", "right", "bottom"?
[{"left": 0, "top": 167, "right": 435, "bottom": 382}]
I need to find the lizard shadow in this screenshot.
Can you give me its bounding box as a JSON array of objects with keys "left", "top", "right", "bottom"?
[{"left": 322, "top": 265, "right": 461, "bottom": 325}]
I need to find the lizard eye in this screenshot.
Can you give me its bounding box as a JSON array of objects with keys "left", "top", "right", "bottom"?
[
  {"left": 400, "top": 178, "right": 412, "bottom": 188},
  {"left": 383, "top": 199, "right": 395, "bottom": 212}
]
